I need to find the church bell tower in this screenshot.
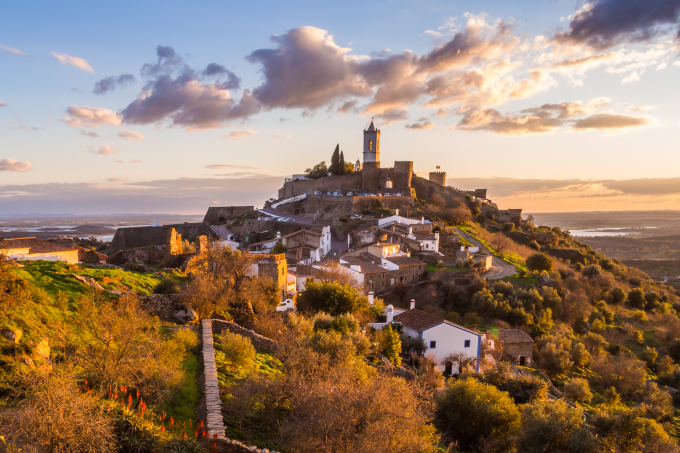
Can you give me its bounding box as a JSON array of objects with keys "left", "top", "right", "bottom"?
[{"left": 363, "top": 119, "right": 380, "bottom": 164}]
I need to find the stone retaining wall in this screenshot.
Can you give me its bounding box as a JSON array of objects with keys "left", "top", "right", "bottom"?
[{"left": 211, "top": 320, "right": 278, "bottom": 351}]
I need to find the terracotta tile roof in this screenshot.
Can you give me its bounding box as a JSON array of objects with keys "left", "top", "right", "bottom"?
[
  {"left": 499, "top": 329, "right": 534, "bottom": 344},
  {"left": 393, "top": 308, "right": 481, "bottom": 335},
  {"left": 340, "top": 256, "right": 386, "bottom": 274},
  {"left": 0, "top": 237, "right": 74, "bottom": 254},
  {"left": 385, "top": 256, "right": 424, "bottom": 267}
]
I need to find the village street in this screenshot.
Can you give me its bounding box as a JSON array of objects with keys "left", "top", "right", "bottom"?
[{"left": 454, "top": 228, "right": 517, "bottom": 280}]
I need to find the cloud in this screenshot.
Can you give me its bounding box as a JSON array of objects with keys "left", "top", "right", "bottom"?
[
  {"left": 425, "top": 30, "right": 444, "bottom": 39},
  {"left": 8, "top": 125, "right": 41, "bottom": 134},
  {"left": 0, "top": 101, "right": 5, "bottom": 107},
  {"left": 89, "top": 145, "right": 118, "bottom": 155},
  {"left": 121, "top": 45, "right": 257, "bottom": 129},
  {"left": 51, "top": 51, "right": 93, "bottom": 73},
  {"left": 0, "top": 175, "right": 282, "bottom": 214},
  {"left": 80, "top": 130, "right": 99, "bottom": 138},
  {"left": 337, "top": 100, "right": 358, "bottom": 114},
  {"left": 222, "top": 130, "right": 256, "bottom": 140},
  {"left": 204, "top": 164, "right": 258, "bottom": 169},
  {"left": 621, "top": 70, "right": 641, "bottom": 83},
  {"left": 375, "top": 108, "right": 409, "bottom": 124},
  {"left": 0, "top": 44, "right": 25, "bottom": 56},
  {"left": 246, "top": 27, "right": 372, "bottom": 110},
  {"left": 626, "top": 105, "right": 655, "bottom": 111},
  {"left": 555, "top": 0, "right": 680, "bottom": 50},
  {"left": 131, "top": 159, "right": 142, "bottom": 163},
  {"left": 405, "top": 120, "right": 435, "bottom": 130},
  {"left": 602, "top": 178, "right": 680, "bottom": 195},
  {"left": 118, "top": 130, "right": 145, "bottom": 141},
  {"left": 114, "top": 160, "right": 123, "bottom": 163},
  {"left": 272, "top": 134, "right": 291, "bottom": 139},
  {"left": 107, "top": 177, "right": 127, "bottom": 182},
  {"left": 62, "top": 106, "right": 122, "bottom": 128},
  {"left": 455, "top": 99, "right": 647, "bottom": 135},
  {"left": 570, "top": 113, "right": 650, "bottom": 130},
  {"left": 0, "top": 159, "right": 32, "bottom": 172},
  {"left": 94, "top": 74, "right": 136, "bottom": 95}
]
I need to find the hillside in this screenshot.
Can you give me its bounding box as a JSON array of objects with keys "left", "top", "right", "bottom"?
[{"left": 2, "top": 211, "right": 680, "bottom": 452}]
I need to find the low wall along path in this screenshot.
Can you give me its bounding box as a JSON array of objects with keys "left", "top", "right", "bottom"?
[{"left": 201, "top": 319, "right": 225, "bottom": 438}]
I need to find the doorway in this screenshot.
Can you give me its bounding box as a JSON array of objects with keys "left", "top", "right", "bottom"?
[
  {"left": 444, "top": 361, "right": 453, "bottom": 376},
  {"left": 519, "top": 356, "right": 526, "bottom": 366}
]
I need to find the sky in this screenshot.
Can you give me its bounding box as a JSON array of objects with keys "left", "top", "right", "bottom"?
[{"left": 1, "top": 0, "right": 680, "bottom": 214}]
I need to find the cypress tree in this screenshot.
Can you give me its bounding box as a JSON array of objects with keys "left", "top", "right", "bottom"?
[
  {"left": 339, "top": 150, "right": 346, "bottom": 175},
  {"left": 330, "top": 144, "right": 340, "bottom": 175}
]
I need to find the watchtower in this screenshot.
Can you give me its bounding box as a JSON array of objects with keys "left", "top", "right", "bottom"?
[{"left": 363, "top": 119, "right": 380, "bottom": 164}]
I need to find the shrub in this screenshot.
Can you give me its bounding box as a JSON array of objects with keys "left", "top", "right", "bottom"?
[
  {"left": 379, "top": 324, "right": 402, "bottom": 367},
  {"left": 435, "top": 378, "right": 520, "bottom": 452},
  {"left": 272, "top": 241, "right": 287, "bottom": 253},
  {"left": 173, "top": 329, "right": 200, "bottom": 353},
  {"left": 502, "top": 222, "right": 515, "bottom": 233},
  {"left": 570, "top": 342, "right": 592, "bottom": 368},
  {"left": 216, "top": 331, "right": 256, "bottom": 373},
  {"left": 312, "top": 312, "right": 334, "bottom": 331},
  {"left": 641, "top": 347, "right": 657, "bottom": 368},
  {"left": 154, "top": 276, "right": 181, "bottom": 294},
  {"left": 628, "top": 288, "right": 646, "bottom": 309},
  {"left": 564, "top": 378, "right": 593, "bottom": 403},
  {"left": 526, "top": 253, "right": 553, "bottom": 273},
  {"left": 309, "top": 330, "right": 356, "bottom": 362},
  {"left": 603, "top": 386, "right": 621, "bottom": 404},
  {"left": 538, "top": 342, "right": 573, "bottom": 376},
  {"left": 609, "top": 287, "right": 627, "bottom": 305},
  {"left": 528, "top": 240, "right": 540, "bottom": 251},
  {"left": 182, "top": 240, "right": 196, "bottom": 254},
  {"left": 515, "top": 400, "right": 596, "bottom": 452},
  {"left": 591, "top": 355, "right": 647, "bottom": 395},
  {"left": 632, "top": 310, "right": 649, "bottom": 322},
  {"left": 13, "top": 368, "right": 115, "bottom": 452},
  {"left": 590, "top": 319, "right": 606, "bottom": 332},
  {"left": 633, "top": 330, "right": 645, "bottom": 344},
  {"left": 582, "top": 264, "right": 602, "bottom": 277},
  {"left": 296, "top": 281, "right": 369, "bottom": 316},
  {"left": 480, "top": 363, "right": 548, "bottom": 404}
]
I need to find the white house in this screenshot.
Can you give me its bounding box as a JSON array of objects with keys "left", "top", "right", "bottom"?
[
  {"left": 0, "top": 237, "right": 79, "bottom": 264},
  {"left": 375, "top": 302, "right": 482, "bottom": 374}
]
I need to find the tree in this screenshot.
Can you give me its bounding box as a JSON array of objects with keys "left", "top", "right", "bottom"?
[
  {"left": 490, "top": 232, "right": 513, "bottom": 257},
  {"left": 526, "top": 253, "right": 553, "bottom": 273},
  {"left": 305, "top": 161, "right": 328, "bottom": 179},
  {"left": 296, "top": 281, "right": 368, "bottom": 316},
  {"left": 339, "top": 150, "right": 346, "bottom": 175},
  {"left": 515, "top": 400, "right": 596, "bottom": 453},
  {"left": 502, "top": 222, "right": 515, "bottom": 233},
  {"left": 380, "top": 324, "right": 402, "bottom": 367},
  {"left": 480, "top": 362, "right": 548, "bottom": 404},
  {"left": 435, "top": 378, "right": 520, "bottom": 452},
  {"left": 538, "top": 342, "right": 573, "bottom": 376},
  {"left": 609, "top": 287, "right": 627, "bottom": 305},
  {"left": 628, "top": 288, "right": 646, "bottom": 309},
  {"left": 272, "top": 241, "right": 287, "bottom": 254},
  {"left": 330, "top": 144, "right": 340, "bottom": 175},
  {"left": 563, "top": 378, "right": 593, "bottom": 403},
  {"left": 215, "top": 331, "right": 256, "bottom": 373}
]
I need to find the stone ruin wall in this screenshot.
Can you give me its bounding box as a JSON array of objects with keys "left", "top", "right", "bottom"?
[
  {"left": 110, "top": 223, "right": 212, "bottom": 253},
  {"left": 202, "top": 206, "right": 254, "bottom": 224},
  {"left": 278, "top": 173, "right": 363, "bottom": 199}
]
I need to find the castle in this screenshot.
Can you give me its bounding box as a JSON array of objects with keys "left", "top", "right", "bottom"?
[{"left": 278, "top": 120, "right": 520, "bottom": 223}]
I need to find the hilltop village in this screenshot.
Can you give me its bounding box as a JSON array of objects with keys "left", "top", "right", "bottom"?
[{"left": 3, "top": 122, "right": 680, "bottom": 452}]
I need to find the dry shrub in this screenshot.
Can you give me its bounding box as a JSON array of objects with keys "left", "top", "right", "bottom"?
[
  {"left": 590, "top": 354, "right": 647, "bottom": 395},
  {"left": 12, "top": 367, "right": 115, "bottom": 452},
  {"left": 563, "top": 378, "right": 593, "bottom": 403},
  {"left": 215, "top": 331, "right": 256, "bottom": 373},
  {"left": 65, "top": 292, "right": 185, "bottom": 403}
]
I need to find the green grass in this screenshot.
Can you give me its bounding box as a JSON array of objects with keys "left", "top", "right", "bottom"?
[
  {"left": 426, "top": 263, "right": 466, "bottom": 273},
  {"left": 13, "top": 260, "right": 163, "bottom": 298},
  {"left": 501, "top": 275, "right": 538, "bottom": 285},
  {"left": 158, "top": 350, "right": 201, "bottom": 427}
]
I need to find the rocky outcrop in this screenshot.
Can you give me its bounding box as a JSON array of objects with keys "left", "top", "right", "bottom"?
[
  {"left": 66, "top": 274, "right": 104, "bottom": 291},
  {"left": 138, "top": 294, "right": 198, "bottom": 324},
  {"left": 33, "top": 338, "right": 50, "bottom": 360},
  {"left": 0, "top": 328, "right": 22, "bottom": 344}
]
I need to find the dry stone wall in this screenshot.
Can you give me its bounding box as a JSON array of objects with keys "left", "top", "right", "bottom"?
[
  {"left": 201, "top": 319, "right": 225, "bottom": 439},
  {"left": 211, "top": 320, "right": 278, "bottom": 351}
]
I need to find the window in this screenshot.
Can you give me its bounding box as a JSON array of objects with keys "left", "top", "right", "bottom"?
[
  {"left": 464, "top": 340, "right": 471, "bottom": 348},
  {"left": 430, "top": 341, "right": 436, "bottom": 349},
  {"left": 369, "top": 140, "right": 372, "bottom": 151},
  {"left": 390, "top": 278, "right": 394, "bottom": 285}
]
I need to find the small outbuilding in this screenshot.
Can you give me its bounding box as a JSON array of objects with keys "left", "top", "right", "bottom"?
[{"left": 499, "top": 329, "right": 534, "bottom": 366}]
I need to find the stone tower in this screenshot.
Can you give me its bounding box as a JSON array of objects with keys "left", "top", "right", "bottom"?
[
  {"left": 362, "top": 119, "right": 381, "bottom": 189},
  {"left": 363, "top": 119, "right": 380, "bottom": 164}
]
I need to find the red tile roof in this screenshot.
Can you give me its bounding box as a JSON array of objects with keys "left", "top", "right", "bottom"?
[
  {"left": 393, "top": 308, "right": 481, "bottom": 335},
  {"left": 0, "top": 237, "right": 74, "bottom": 254}
]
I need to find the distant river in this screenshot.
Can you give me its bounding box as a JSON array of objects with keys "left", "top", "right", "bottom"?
[{"left": 569, "top": 227, "right": 656, "bottom": 237}]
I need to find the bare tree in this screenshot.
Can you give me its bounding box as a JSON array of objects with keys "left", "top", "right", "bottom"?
[
  {"left": 442, "top": 352, "right": 478, "bottom": 375},
  {"left": 489, "top": 232, "right": 513, "bottom": 257}
]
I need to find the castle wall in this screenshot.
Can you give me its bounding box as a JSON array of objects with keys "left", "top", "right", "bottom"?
[
  {"left": 203, "top": 206, "right": 254, "bottom": 224},
  {"left": 278, "top": 173, "right": 362, "bottom": 199},
  {"left": 411, "top": 176, "right": 468, "bottom": 206},
  {"left": 110, "top": 223, "right": 213, "bottom": 253},
  {"left": 429, "top": 172, "right": 446, "bottom": 186},
  {"left": 362, "top": 162, "right": 381, "bottom": 189}
]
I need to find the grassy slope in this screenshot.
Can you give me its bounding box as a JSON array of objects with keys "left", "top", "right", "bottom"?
[
  {"left": 13, "top": 260, "right": 162, "bottom": 298},
  {"left": 158, "top": 351, "right": 201, "bottom": 427}
]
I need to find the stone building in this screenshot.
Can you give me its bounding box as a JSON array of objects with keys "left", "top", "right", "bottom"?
[
  {"left": 499, "top": 329, "right": 534, "bottom": 366},
  {"left": 245, "top": 253, "right": 288, "bottom": 300}
]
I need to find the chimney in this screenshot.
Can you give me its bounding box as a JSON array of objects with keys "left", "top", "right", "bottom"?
[
  {"left": 410, "top": 299, "right": 415, "bottom": 310},
  {"left": 408, "top": 226, "right": 413, "bottom": 236},
  {"left": 368, "top": 292, "right": 374, "bottom": 305},
  {"left": 461, "top": 246, "right": 465, "bottom": 251},
  {"left": 421, "top": 216, "right": 425, "bottom": 224},
  {"left": 276, "top": 231, "right": 281, "bottom": 239},
  {"left": 435, "top": 232, "right": 439, "bottom": 239},
  {"left": 386, "top": 304, "right": 394, "bottom": 323},
  {"left": 396, "top": 209, "right": 399, "bottom": 216}
]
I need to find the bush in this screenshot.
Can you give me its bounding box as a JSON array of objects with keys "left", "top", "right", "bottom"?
[
  {"left": 515, "top": 400, "right": 596, "bottom": 452},
  {"left": 603, "top": 386, "right": 621, "bottom": 404},
  {"left": 480, "top": 363, "right": 548, "bottom": 404},
  {"left": 216, "top": 331, "right": 256, "bottom": 373},
  {"left": 296, "top": 281, "right": 369, "bottom": 316},
  {"left": 582, "top": 264, "right": 602, "bottom": 277},
  {"left": 609, "top": 287, "right": 627, "bottom": 305},
  {"left": 173, "top": 329, "right": 200, "bottom": 353},
  {"left": 528, "top": 240, "right": 540, "bottom": 251},
  {"left": 272, "top": 241, "right": 287, "bottom": 253},
  {"left": 641, "top": 347, "right": 657, "bottom": 368},
  {"left": 538, "top": 342, "right": 573, "bottom": 376},
  {"left": 503, "top": 222, "right": 515, "bottom": 232},
  {"left": 526, "top": 253, "right": 553, "bottom": 273},
  {"left": 564, "top": 378, "right": 593, "bottom": 403},
  {"left": 154, "top": 276, "right": 181, "bottom": 294},
  {"left": 435, "top": 378, "right": 519, "bottom": 452},
  {"left": 379, "top": 324, "right": 402, "bottom": 367},
  {"left": 633, "top": 329, "right": 645, "bottom": 344},
  {"left": 13, "top": 368, "right": 115, "bottom": 452},
  {"left": 182, "top": 240, "right": 196, "bottom": 254}
]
